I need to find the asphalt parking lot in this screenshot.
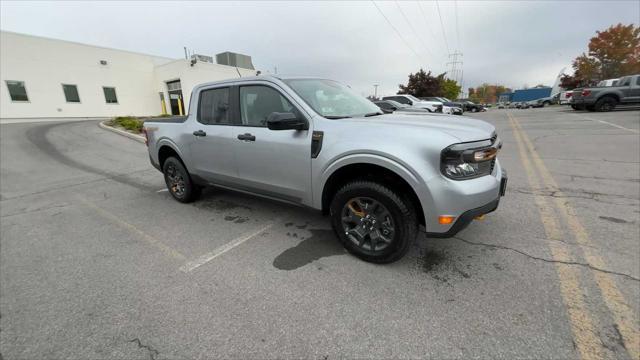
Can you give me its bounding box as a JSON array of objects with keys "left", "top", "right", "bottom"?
[{"left": 1, "top": 106, "right": 638, "bottom": 359}]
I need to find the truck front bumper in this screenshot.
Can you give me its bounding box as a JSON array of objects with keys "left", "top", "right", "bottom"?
[{"left": 424, "top": 166, "right": 507, "bottom": 238}]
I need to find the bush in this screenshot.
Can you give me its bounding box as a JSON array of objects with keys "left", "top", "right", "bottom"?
[{"left": 110, "top": 116, "right": 143, "bottom": 133}]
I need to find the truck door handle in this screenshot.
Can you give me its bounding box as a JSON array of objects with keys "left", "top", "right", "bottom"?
[
  {"left": 193, "top": 130, "right": 206, "bottom": 137},
  {"left": 237, "top": 133, "right": 256, "bottom": 141}
]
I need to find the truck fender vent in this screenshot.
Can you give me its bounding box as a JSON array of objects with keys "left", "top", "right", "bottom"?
[{"left": 311, "top": 131, "right": 324, "bottom": 158}]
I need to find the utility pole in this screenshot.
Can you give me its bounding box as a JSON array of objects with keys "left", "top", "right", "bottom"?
[
  {"left": 373, "top": 84, "right": 379, "bottom": 99},
  {"left": 446, "top": 51, "right": 464, "bottom": 97}
]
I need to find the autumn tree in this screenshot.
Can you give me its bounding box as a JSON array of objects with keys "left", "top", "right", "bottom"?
[
  {"left": 468, "top": 83, "right": 510, "bottom": 104},
  {"left": 561, "top": 23, "right": 640, "bottom": 89}
]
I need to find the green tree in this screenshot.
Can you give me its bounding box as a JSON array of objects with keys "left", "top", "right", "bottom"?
[
  {"left": 441, "top": 79, "right": 462, "bottom": 99},
  {"left": 398, "top": 69, "right": 446, "bottom": 97}
]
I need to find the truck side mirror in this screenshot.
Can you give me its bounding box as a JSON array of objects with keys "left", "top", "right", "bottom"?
[{"left": 266, "top": 112, "right": 308, "bottom": 131}]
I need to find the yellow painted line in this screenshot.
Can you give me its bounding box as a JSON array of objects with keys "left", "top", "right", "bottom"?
[
  {"left": 77, "top": 197, "right": 186, "bottom": 261},
  {"left": 510, "top": 112, "right": 640, "bottom": 360},
  {"left": 507, "top": 113, "right": 605, "bottom": 360}
]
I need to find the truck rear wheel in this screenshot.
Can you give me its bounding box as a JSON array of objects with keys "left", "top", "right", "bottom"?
[
  {"left": 162, "top": 157, "right": 201, "bottom": 203},
  {"left": 595, "top": 96, "right": 617, "bottom": 112},
  {"left": 330, "top": 180, "right": 418, "bottom": 263}
]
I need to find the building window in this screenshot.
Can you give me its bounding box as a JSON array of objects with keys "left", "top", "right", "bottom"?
[
  {"left": 62, "top": 84, "right": 80, "bottom": 103},
  {"left": 103, "top": 87, "right": 118, "bottom": 104},
  {"left": 6, "top": 80, "right": 28, "bottom": 102}
]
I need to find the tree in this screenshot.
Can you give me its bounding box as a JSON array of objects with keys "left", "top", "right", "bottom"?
[
  {"left": 561, "top": 23, "right": 640, "bottom": 89},
  {"left": 397, "top": 69, "right": 446, "bottom": 97},
  {"left": 441, "top": 79, "right": 462, "bottom": 99},
  {"left": 467, "top": 83, "right": 510, "bottom": 104}
]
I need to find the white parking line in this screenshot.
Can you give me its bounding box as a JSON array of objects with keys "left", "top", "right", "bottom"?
[
  {"left": 179, "top": 222, "right": 275, "bottom": 272},
  {"left": 595, "top": 119, "right": 640, "bottom": 134}
]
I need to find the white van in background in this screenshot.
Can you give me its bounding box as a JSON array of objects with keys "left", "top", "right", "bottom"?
[{"left": 597, "top": 78, "right": 619, "bottom": 87}]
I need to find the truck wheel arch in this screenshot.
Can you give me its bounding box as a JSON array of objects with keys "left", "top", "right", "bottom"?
[
  {"left": 158, "top": 144, "right": 182, "bottom": 170},
  {"left": 320, "top": 162, "right": 426, "bottom": 226}
]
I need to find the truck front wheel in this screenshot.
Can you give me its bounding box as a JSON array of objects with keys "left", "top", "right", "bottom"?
[
  {"left": 330, "top": 181, "right": 418, "bottom": 263},
  {"left": 595, "top": 96, "right": 617, "bottom": 112},
  {"left": 162, "top": 157, "right": 201, "bottom": 203}
]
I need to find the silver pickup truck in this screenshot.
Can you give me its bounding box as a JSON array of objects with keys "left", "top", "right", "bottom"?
[
  {"left": 143, "top": 76, "right": 507, "bottom": 263},
  {"left": 571, "top": 74, "right": 640, "bottom": 111}
]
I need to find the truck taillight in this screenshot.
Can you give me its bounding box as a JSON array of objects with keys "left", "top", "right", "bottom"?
[
  {"left": 142, "top": 128, "right": 148, "bottom": 146},
  {"left": 581, "top": 89, "right": 591, "bottom": 97},
  {"left": 566, "top": 93, "right": 572, "bottom": 97}
]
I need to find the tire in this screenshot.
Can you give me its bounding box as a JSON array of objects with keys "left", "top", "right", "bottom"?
[
  {"left": 162, "top": 156, "right": 201, "bottom": 203},
  {"left": 594, "top": 96, "right": 617, "bottom": 112},
  {"left": 330, "top": 180, "right": 418, "bottom": 264},
  {"left": 543, "top": 101, "right": 550, "bottom": 107},
  {"left": 471, "top": 107, "right": 478, "bottom": 113},
  {"left": 571, "top": 105, "right": 578, "bottom": 110}
]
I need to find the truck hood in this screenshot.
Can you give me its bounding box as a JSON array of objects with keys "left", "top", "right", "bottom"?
[{"left": 341, "top": 113, "right": 495, "bottom": 143}]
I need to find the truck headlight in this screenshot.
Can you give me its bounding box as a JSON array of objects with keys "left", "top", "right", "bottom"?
[{"left": 441, "top": 137, "right": 501, "bottom": 180}]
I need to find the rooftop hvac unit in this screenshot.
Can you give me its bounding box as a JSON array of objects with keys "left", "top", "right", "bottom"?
[
  {"left": 190, "top": 54, "right": 214, "bottom": 64},
  {"left": 216, "top": 52, "right": 255, "bottom": 70}
]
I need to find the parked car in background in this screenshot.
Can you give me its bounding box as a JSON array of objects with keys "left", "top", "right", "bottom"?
[
  {"left": 559, "top": 91, "right": 572, "bottom": 105},
  {"left": 570, "top": 74, "right": 640, "bottom": 111},
  {"left": 421, "top": 97, "right": 464, "bottom": 115},
  {"left": 373, "top": 100, "right": 430, "bottom": 114},
  {"left": 143, "top": 75, "right": 507, "bottom": 263},
  {"left": 382, "top": 95, "right": 443, "bottom": 113},
  {"left": 458, "top": 100, "right": 485, "bottom": 112},
  {"left": 497, "top": 103, "right": 506, "bottom": 109},
  {"left": 531, "top": 96, "right": 554, "bottom": 108}
]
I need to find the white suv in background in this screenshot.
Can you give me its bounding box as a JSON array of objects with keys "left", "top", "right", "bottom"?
[{"left": 382, "top": 95, "right": 444, "bottom": 113}]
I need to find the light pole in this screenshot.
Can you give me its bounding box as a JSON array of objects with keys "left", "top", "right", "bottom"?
[{"left": 373, "top": 84, "right": 379, "bottom": 99}]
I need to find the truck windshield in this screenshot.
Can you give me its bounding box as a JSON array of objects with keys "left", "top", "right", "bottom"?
[{"left": 284, "top": 79, "right": 381, "bottom": 119}]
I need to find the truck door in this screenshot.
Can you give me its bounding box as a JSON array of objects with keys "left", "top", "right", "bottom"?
[
  {"left": 230, "top": 84, "right": 312, "bottom": 204},
  {"left": 628, "top": 76, "right": 640, "bottom": 103},
  {"left": 187, "top": 86, "right": 238, "bottom": 183}
]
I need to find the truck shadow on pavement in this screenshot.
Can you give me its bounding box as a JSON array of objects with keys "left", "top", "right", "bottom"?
[{"left": 273, "top": 228, "right": 345, "bottom": 270}]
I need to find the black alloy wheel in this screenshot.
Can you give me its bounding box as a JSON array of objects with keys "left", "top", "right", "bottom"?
[
  {"left": 162, "top": 157, "right": 201, "bottom": 203},
  {"left": 341, "top": 197, "right": 395, "bottom": 253},
  {"left": 330, "top": 181, "right": 418, "bottom": 263}
]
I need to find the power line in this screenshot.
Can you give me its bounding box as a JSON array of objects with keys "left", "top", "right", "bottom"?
[
  {"left": 371, "top": 0, "right": 424, "bottom": 64},
  {"left": 434, "top": 0, "right": 450, "bottom": 55},
  {"left": 454, "top": 0, "right": 461, "bottom": 51},
  {"left": 416, "top": 1, "right": 440, "bottom": 54},
  {"left": 394, "top": 0, "right": 433, "bottom": 59}
]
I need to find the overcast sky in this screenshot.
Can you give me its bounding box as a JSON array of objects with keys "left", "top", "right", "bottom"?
[{"left": 1, "top": 1, "right": 638, "bottom": 97}]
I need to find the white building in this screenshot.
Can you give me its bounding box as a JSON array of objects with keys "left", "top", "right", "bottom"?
[{"left": 0, "top": 31, "right": 257, "bottom": 121}]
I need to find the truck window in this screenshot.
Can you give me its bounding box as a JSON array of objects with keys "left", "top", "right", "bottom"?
[
  {"left": 198, "top": 87, "right": 230, "bottom": 125},
  {"left": 636, "top": 77, "right": 640, "bottom": 86},
  {"left": 394, "top": 97, "right": 411, "bottom": 105},
  {"left": 620, "top": 77, "right": 631, "bottom": 86},
  {"left": 240, "top": 85, "right": 295, "bottom": 127}
]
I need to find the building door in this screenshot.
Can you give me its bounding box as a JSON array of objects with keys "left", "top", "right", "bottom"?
[{"left": 166, "top": 80, "right": 185, "bottom": 115}]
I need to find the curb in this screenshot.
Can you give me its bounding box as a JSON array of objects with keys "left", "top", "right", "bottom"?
[{"left": 99, "top": 121, "right": 145, "bottom": 144}]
